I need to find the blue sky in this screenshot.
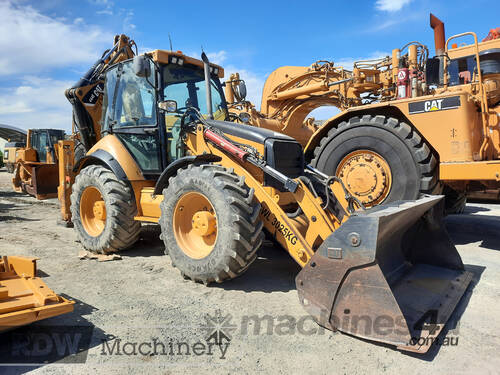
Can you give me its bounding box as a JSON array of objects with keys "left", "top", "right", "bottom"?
[{"left": 0, "top": 0, "right": 499, "bottom": 132}]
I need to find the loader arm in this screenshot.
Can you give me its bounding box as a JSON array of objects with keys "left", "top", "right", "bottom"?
[
  {"left": 179, "top": 116, "right": 472, "bottom": 353},
  {"left": 183, "top": 121, "right": 351, "bottom": 266}
]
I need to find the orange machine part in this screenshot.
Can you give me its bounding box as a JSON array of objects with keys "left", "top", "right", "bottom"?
[
  {"left": 0, "top": 256, "right": 74, "bottom": 331},
  {"left": 483, "top": 27, "right": 500, "bottom": 42}
]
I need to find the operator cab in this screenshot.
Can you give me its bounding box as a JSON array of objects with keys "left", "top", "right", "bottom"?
[
  {"left": 100, "top": 50, "right": 228, "bottom": 179},
  {"left": 29, "top": 129, "right": 65, "bottom": 163}
]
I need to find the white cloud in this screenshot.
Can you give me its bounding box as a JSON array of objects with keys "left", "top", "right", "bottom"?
[
  {"left": 122, "top": 9, "right": 136, "bottom": 32},
  {"left": 375, "top": 0, "right": 412, "bottom": 12},
  {"left": 96, "top": 9, "right": 113, "bottom": 15},
  {"left": 90, "top": 0, "right": 114, "bottom": 15},
  {"left": 206, "top": 51, "right": 228, "bottom": 65},
  {"left": 0, "top": 76, "right": 73, "bottom": 131},
  {"left": 0, "top": 1, "right": 112, "bottom": 76}
]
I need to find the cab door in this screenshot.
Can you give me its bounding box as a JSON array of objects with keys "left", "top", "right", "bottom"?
[
  {"left": 30, "top": 131, "right": 48, "bottom": 162},
  {"left": 101, "top": 59, "right": 165, "bottom": 177}
]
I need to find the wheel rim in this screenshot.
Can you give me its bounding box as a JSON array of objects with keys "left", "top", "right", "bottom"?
[
  {"left": 80, "top": 186, "right": 106, "bottom": 237},
  {"left": 173, "top": 192, "right": 218, "bottom": 259},
  {"left": 335, "top": 150, "right": 392, "bottom": 207}
]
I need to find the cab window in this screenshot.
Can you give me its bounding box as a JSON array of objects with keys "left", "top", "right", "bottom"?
[{"left": 102, "top": 60, "right": 157, "bottom": 130}]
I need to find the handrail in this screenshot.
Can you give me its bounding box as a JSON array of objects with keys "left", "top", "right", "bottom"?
[{"left": 446, "top": 31, "right": 490, "bottom": 159}]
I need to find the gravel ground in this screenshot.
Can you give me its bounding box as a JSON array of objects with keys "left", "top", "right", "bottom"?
[{"left": 0, "top": 168, "right": 499, "bottom": 374}]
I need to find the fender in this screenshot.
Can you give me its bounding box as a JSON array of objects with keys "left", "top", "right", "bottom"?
[
  {"left": 73, "top": 149, "right": 127, "bottom": 181},
  {"left": 153, "top": 154, "right": 221, "bottom": 195}
]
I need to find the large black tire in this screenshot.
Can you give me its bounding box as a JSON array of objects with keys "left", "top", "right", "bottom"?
[
  {"left": 6, "top": 164, "right": 15, "bottom": 173},
  {"left": 70, "top": 165, "right": 141, "bottom": 254},
  {"left": 159, "top": 164, "right": 264, "bottom": 284},
  {"left": 74, "top": 139, "right": 86, "bottom": 164},
  {"left": 311, "top": 115, "right": 439, "bottom": 204}
]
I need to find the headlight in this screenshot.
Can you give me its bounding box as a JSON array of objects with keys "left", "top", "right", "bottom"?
[
  {"left": 171, "top": 56, "right": 177, "bottom": 64},
  {"left": 178, "top": 58, "right": 184, "bottom": 65}
]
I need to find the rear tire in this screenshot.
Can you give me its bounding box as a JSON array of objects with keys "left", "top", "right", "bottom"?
[
  {"left": 311, "top": 115, "right": 438, "bottom": 206},
  {"left": 159, "top": 164, "right": 264, "bottom": 284},
  {"left": 70, "top": 165, "right": 141, "bottom": 254},
  {"left": 74, "top": 139, "right": 86, "bottom": 164}
]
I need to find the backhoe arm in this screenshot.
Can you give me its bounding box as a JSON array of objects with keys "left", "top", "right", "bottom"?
[{"left": 65, "top": 34, "right": 137, "bottom": 152}]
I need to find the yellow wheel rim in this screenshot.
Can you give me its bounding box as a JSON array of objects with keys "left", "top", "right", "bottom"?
[
  {"left": 336, "top": 150, "right": 392, "bottom": 207},
  {"left": 80, "top": 186, "right": 106, "bottom": 237},
  {"left": 173, "top": 192, "right": 217, "bottom": 259}
]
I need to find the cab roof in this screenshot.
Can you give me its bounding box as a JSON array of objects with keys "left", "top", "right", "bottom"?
[{"left": 147, "top": 50, "right": 225, "bottom": 78}]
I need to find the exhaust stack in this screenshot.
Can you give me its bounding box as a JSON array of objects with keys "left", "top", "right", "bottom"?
[
  {"left": 430, "top": 13, "right": 445, "bottom": 56},
  {"left": 201, "top": 52, "right": 214, "bottom": 120},
  {"left": 430, "top": 13, "right": 446, "bottom": 85}
]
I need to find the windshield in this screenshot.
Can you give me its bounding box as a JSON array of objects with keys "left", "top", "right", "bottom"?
[
  {"left": 48, "top": 130, "right": 65, "bottom": 145},
  {"left": 162, "top": 64, "right": 227, "bottom": 120}
]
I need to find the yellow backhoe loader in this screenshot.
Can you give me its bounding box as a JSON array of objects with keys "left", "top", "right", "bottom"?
[
  {"left": 0, "top": 256, "right": 73, "bottom": 331},
  {"left": 226, "top": 14, "right": 500, "bottom": 213},
  {"left": 63, "top": 50, "right": 472, "bottom": 353}
]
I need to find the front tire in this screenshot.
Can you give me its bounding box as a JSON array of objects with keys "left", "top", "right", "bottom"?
[
  {"left": 70, "top": 165, "right": 141, "bottom": 254},
  {"left": 159, "top": 164, "right": 264, "bottom": 284}
]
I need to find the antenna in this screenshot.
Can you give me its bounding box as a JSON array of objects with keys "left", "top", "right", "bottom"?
[{"left": 168, "top": 34, "right": 173, "bottom": 51}]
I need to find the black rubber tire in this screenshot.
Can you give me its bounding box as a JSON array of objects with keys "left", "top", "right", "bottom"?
[
  {"left": 74, "top": 139, "right": 86, "bottom": 164},
  {"left": 444, "top": 185, "right": 467, "bottom": 214},
  {"left": 70, "top": 165, "right": 141, "bottom": 254},
  {"left": 311, "top": 115, "right": 439, "bottom": 204},
  {"left": 159, "top": 164, "right": 264, "bottom": 284},
  {"left": 6, "top": 164, "right": 14, "bottom": 173}
]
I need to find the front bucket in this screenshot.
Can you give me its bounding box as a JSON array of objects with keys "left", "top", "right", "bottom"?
[
  {"left": 296, "top": 195, "right": 472, "bottom": 353},
  {"left": 12, "top": 162, "right": 59, "bottom": 200}
]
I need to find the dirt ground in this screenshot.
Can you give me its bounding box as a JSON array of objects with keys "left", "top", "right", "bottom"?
[{"left": 0, "top": 168, "right": 499, "bottom": 374}]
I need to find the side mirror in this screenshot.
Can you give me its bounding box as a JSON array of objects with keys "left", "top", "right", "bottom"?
[
  {"left": 158, "top": 100, "right": 178, "bottom": 113},
  {"left": 235, "top": 80, "right": 247, "bottom": 101},
  {"left": 133, "top": 55, "right": 151, "bottom": 77}
]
